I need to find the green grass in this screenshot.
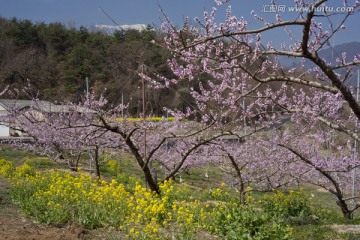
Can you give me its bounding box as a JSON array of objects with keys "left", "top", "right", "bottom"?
[
  {"left": 0, "top": 178, "right": 12, "bottom": 208},
  {"left": 178, "top": 166, "right": 226, "bottom": 189},
  {"left": 291, "top": 225, "right": 360, "bottom": 240},
  {"left": 0, "top": 145, "right": 39, "bottom": 165}
]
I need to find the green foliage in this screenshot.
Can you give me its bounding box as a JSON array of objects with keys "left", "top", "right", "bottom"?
[
  {"left": 102, "top": 159, "right": 121, "bottom": 175},
  {"left": 0, "top": 17, "right": 186, "bottom": 115},
  {"left": 13, "top": 163, "right": 35, "bottom": 178},
  {"left": 6, "top": 19, "right": 42, "bottom": 48},
  {"left": 258, "top": 188, "right": 330, "bottom": 228},
  {"left": 204, "top": 192, "right": 293, "bottom": 240},
  {"left": 260, "top": 189, "right": 315, "bottom": 219},
  {"left": 24, "top": 157, "right": 54, "bottom": 168},
  {"left": 100, "top": 159, "right": 140, "bottom": 189},
  {"left": 0, "top": 158, "right": 14, "bottom": 178},
  {"left": 43, "top": 22, "right": 74, "bottom": 57},
  {"left": 0, "top": 147, "right": 39, "bottom": 165}
]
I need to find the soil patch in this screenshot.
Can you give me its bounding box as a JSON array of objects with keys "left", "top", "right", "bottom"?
[
  {"left": 331, "top": 224, "right": 360, "bottom": 234},
  {"left": 0, "top": 179, "right": 98, "bottom": 240}
]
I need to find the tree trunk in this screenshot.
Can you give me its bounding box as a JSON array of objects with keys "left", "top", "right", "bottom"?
[
  {"left": 336, "top": 196, "right": 352, "bottom": 219},
  {"left": 239, "top": 190, "right": 246, "bottom": 204},
  {"left": 150, "top": 162, "right": 158, "bottom": 185},
  {"left": 141, "top": 167, "right": 159, "bottom": 194},
  {"left": 227, "top": 153, "right": 246, "bottom": 203},
  {"left": 75, "top": 154, "right": 81, "bottom": 171},
  {"left": 94, "top": 147, "right": 101, "bottom": 179},
  {"left": 68, "top": 159, "right": 77, "bottom": 172},
  {"left": 98, "top": 118, "right": 160, "bottom": 194}
]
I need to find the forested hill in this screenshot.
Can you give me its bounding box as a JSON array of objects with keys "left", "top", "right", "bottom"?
[{"left": 0, "top": 17, "right": 194, "bottom": 116}]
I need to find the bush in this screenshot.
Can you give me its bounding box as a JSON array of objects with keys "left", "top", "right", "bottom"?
[
  {"left": 101, "top": 159, "right": 120, "bottom": 175},
  {"left": 260, "top": 189, "right": 320, "bottom": 224},
  {"left": 203, "top": 194, "right": 293, "bottom": 240},
  {"left": 0, "top": 158, "right": 14, "bottom": 178},
  {"left": 101, "top": 159, "right": 140, "bottom": 189}
]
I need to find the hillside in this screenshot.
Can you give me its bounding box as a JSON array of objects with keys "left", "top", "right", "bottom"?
[
  {"left": 0, "top": 17, "right": 186, "bottom": 116},
  {"left": 318, "top": 42, "right": 360, "bottom": 66},
  {"left": 1, "top": 17, "right": 359, "bottom": 116},
  {"left": 316, "top": 42, "right": 360, "bottom": 86},
  {"left": 281, "top": 41, "right": 360, "bottom": 86}
]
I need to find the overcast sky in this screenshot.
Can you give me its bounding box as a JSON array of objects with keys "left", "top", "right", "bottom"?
[{"left": 0, "top": 0, "right": 359, "bottom": 45}]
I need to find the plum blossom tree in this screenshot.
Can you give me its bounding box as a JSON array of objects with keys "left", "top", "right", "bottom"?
[
  {"left": 156, "top": 0, "right": 360, "bottom": 130},
  {"left": 205, "top": 137, "right": 296, "bottom": 203},
  {"left": 272, "top": 123, "right": 360, "bottom": 219},
  {"left": 1, "top": 98, "right": 124, "bottom": 179},
  {"left": 3, "top": 94, "right": 249, "bottom": 193},
  {"left": 146, "top": 0, "right": 360, "bottom": 218},
  {"left": 89, "top": 102, "right": 249, "bottom": 194}
]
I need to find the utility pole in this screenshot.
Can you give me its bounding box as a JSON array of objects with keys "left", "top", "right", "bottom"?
[
  {"left": 121, "top": 92, "right": 124, "bottom": 119},
  {"left": 85, "top": 77, "right": 92, "bottom": 176},
  {"left": 86, "top": 77, "right": 89, "bottom": 99},
  {"left": 164, "top": 110, "right": 169, "bottom": 179},
  {"left": 140, "top": 64, "right": 153, "bottom": 187},
  {"left": 243, "top": 99, "right": 246, "bottom": 135},
  {"left": 141, "top": 64, "right": 147, "bottom": 167},
  {"left": 352, "top": 69, "right": 360, "bottom": 219}
]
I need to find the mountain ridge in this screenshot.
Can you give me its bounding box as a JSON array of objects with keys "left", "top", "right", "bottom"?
[{"left": 280, "top": 41, "right": 360, "bottom": 86}]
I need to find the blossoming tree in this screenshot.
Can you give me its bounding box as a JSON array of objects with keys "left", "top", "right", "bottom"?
[
  {"left": 3, "top": 94, "right": 250, "bottom": 193},
  {"left": 2, "top": 0, "right": 360, "bottom": 218},
  {"left": 148, "top": 0, "right": 360, "bottom": 218},
  {"left": 1, "top": 98, "right": 126, "bottom": 178}
]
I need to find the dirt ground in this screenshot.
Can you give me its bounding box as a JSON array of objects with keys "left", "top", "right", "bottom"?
[
  {"left": 331, "top": 224, "right": 360, "bottom": 234},
  {"left": 0, "top": 180, "right": 101, "bottom": 240},
  {"left": 0, "top": 214, "right": 91, "bottom": 240}
]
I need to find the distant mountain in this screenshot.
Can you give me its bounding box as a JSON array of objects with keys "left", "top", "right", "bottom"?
[
  {"left": 92, "top": 24, "right": 149, "bottom": 34},
  {"left": 317, "top": 42, "right": 360, "bottom": 86},
  {"left": 319, "top": 42, "right": 360, "bottom": 86},
  {"left": 280, "top": 42, "right": 360, "bottom": 86},
  {"left": 318, "top": 42, "right": 360, "bottom": 66}
]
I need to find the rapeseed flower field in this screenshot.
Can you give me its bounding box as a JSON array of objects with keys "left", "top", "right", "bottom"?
[{"left": 1, "top": 157, "right": 321, "bottom": 239}]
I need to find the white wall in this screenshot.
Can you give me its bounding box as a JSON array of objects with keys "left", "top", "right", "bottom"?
[
  {"left": 0, "top": 105, "right": 10, "bottom": 136},
  {"left": 0, "top": 124, "right": 9, "bottom": 137}
]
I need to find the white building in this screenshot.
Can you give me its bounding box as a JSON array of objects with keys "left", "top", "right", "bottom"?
[
  {"left": 0, "top": 99, "right": 52, "bottom": 137},
  {"left": 0, "top": 99, "right": 92, "bottom": 137}
]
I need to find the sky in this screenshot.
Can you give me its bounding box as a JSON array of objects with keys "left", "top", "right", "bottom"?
[{"left": 0, "top": 0, "right": 359, "bottom": 45}]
